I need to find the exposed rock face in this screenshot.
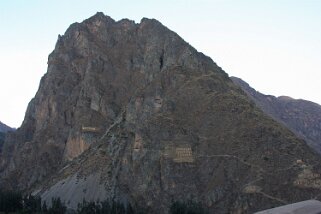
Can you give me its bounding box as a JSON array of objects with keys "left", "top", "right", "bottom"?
[
  {"left": 1, "top": 13, "right": 321, "bottom": 213},
  {"left": 231, "top": 77, "right": 321, "bottom": 154}
]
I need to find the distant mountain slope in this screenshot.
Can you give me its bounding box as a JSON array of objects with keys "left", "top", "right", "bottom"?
[
  {"left": 0, "top": 132, "right": 5, "bottom": 152},
  {"left": 231, "top": 77, "right": 321, "bottom": 154},
  {"left": 0, "top": 121, "right": 14, "bottom": 152},
  {"left": 0, "top": 121, "right": 14, "bottom": 133}
]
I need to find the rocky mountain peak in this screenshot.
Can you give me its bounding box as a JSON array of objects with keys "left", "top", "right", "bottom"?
[{"left": 1, "top": 14, "right": 321, "bottom": 213}]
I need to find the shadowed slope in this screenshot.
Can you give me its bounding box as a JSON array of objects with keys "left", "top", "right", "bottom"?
[{"left": 232, "top": 76, "right": 321, "bottom": 154}]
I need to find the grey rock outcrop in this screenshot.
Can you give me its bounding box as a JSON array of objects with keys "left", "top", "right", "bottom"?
[{"left": 1, "top": 13, "right": 321, "bottom": 213}]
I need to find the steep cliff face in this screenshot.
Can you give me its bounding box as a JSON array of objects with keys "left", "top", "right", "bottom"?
[
  {"left": 231, "top": 77, "right": 321, "bottom": 154},
  {"left": 1, "top": 13, "right": 321, "bottom": 213}
]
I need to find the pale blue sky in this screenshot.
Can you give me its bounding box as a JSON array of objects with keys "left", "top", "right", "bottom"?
[{"left": 1, "top": 0, "right": 321, "bottom": 127}]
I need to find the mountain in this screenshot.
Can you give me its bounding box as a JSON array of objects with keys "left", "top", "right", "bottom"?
[
  {"left": 231, "top": 77, "right": 321, "bottom": 154},
  {"left": 1, "top": 13, "right": 321, "bottom": 213},
  {"left": 0, "top": 121, "right": 14, "bottom": 152},
  {"left": 0, "top": 121, "right": 14, "bottom": 133},
  {"left": 0, "top": 132, "right": 5, "bottom": 152}
]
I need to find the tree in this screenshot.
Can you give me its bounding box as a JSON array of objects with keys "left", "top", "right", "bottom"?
[
  {"left": 77, "top": 199, "right": 100, "bottom": 214},
  {"left": 22, "top": 194, "right": 42, "bottom": 213},
  {"left": 42, "top": 201, "right": 48, "bottom": 213},
  {"left": 100, "top": 200, "right": 111, "bottom": 213},
  {"left": 47, "top": 197, "right": 67, "bottom": 214},
  {"left": 0, "top": 190, "right": 23, "bottom": 213}
]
